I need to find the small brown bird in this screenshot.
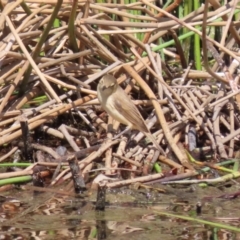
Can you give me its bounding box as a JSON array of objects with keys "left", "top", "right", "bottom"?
[{"left": 97, "top": 74, "right": 164, "bottom": 154}]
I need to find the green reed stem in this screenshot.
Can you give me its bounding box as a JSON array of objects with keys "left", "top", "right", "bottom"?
[{"left": 19, "top": 0, "right": 63, "bottom": 96}]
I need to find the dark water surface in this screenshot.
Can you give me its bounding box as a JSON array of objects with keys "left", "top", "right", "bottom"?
[{"left": 0, "top": 184, "right": 240, "bottom": 240}]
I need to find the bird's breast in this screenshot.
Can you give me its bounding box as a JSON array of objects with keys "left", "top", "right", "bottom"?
[{"left": 104, "top": 95, "right": 131, "bottom": 126}]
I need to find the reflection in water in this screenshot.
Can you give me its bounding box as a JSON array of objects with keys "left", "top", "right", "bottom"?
[
  {"left": 0, "top": 185, "right": 239, "bottom": 239},
  {"left": 96, "top": 218, "right": 107, "bottom": 239}
]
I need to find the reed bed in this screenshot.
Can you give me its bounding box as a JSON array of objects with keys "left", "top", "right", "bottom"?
[{"left": 0, "top": 0, "right": 240, "bottom": 189}]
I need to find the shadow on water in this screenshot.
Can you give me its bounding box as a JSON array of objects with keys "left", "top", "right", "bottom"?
[{"left": 0, "top": 184, "right": 240, "bottom": 240}]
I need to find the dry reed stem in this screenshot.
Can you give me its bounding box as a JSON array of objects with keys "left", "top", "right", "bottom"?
[
  {"left": 123, "top": 64, "right": 192, "bottom": 169},
  {"left": 106, "top": 172, "right": 165, "bottom": 188},
  {"left": 6, "top": 16, "right": 61, "bottom": 103},
  {"left": 0, "top": 0, "right": 239, "bottom": 186}
]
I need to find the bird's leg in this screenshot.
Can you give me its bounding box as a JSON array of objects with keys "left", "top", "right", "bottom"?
[{"left": 112, "top": 126, "right": 131, "bottom": 140}]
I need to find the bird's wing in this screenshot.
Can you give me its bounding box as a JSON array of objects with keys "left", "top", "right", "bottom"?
[{"left": 113, "top": 87, "right": 149, "bottom": 133}]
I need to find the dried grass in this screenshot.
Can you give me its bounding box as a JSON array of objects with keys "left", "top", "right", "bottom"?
[{"left": 0, "top": 0, "right": 240, "bottom": 186}]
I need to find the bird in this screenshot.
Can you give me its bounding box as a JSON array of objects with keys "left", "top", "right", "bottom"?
[{"left": 97, "top": 74, "right": 164, "bottom": 154}]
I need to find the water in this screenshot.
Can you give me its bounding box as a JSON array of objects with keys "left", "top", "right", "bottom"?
[{"left": 0, "top": 184, "right": 240, "bottom": 239}]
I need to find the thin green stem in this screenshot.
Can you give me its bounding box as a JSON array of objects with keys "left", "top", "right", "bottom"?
[
  {"left": 0, "top": 176, "right": 32, "bottom": 186},
  {"left": 19, "top": 0, "right": 63, "bottom": 96},
  {"left": 0, "top": 163, "right": 31, "bottom": 167},
  {"left": 20, "top": 2, "right": 32, "bottom": 15},
  {"left": 193, "top": 0, "right": 201, "bottom": 70},
  {"left": 142, "top": 31, "right": 196, "bottom": 57},
  {"left": 157, "top": 211, "right": 240, "bottom": 232},
  {"left": 68, "top": 0, "right": 79, "bottom": 52}
]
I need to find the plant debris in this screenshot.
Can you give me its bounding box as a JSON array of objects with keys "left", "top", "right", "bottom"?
[{"left": 0, "top": 0, "right": 240, "bottom": 192}]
